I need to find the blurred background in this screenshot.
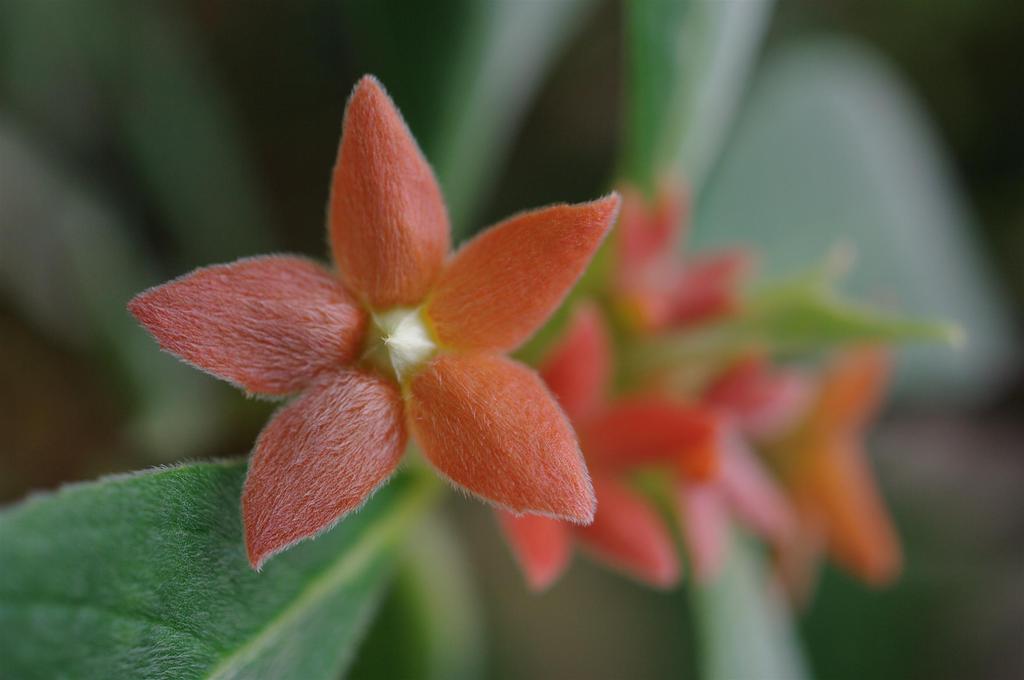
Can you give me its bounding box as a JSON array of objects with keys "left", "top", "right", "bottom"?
[{"left": 0, "top": 1, "right": 1021, "bottom": 679}]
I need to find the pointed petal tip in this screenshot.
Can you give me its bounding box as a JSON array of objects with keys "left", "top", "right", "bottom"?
[
  {"left": 595, "top": 191, "right": 623, "bottom": 223},
  {"left": 332, "top": 72, "right": 449, "bottom": 307},
  {"left": 126, "top": 257, "right": 367, "bottom": 395},
  {"left": 241, "top": 371, "right": 406, "bottom": 569},
  {"left": 347, "top": 74, "right": 394, "bottom": 120},
  {"left": 426, "top": 193, "right": 621, "bottom": 352}
]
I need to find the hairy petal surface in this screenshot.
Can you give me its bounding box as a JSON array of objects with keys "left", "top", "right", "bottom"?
[
  {"left": 498, "top": 512, "right": 572, "bottom": 591},
  {"left": 539, "top": 303, "right": 612, "bottom": 423},
  {"left": 128, "top": 256, "right": 365, "bottom": 395},
  {"left": 242, "top": 371, "right": 406, "bottom": 568},
  {"left": 330, "top": 75, "right": 450, "bottom": 308},
  {"left": 409, "top": 353, "right": 595, "bottom": 522},
  {"left": 427, "top": 195, "right": 620, "bottom": 353},
  {"left": 575, "top": 478, "right": 680, "bottom": 588}
]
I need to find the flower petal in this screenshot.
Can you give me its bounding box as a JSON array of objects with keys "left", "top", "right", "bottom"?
[
  {"left": 665, "top": 249, "right": 751, "bottom": 327},
  {"left": 242, "top": 370, "right": 406, "bottom": 569},
  {"left": 427, "top": 195, "right": 620, "bottom": 352},
  {"left": 616, "top": 184, "right": 686, "bottom": 276},
  {"left": 677, "top": 482, "right": 729, "bottom": 584},
  {"left": 805, "top": 437, "right": 902, "bottom": 585},
  {"left": 498, "top": 511, "right": 572, "bottom": 591},
  {"left": 128, "top": 256, "right": 366, "bottom": 395},
  {"left": 574, "top": 477, "right": 680, "bottom": 588},
  {"left": 409, "top": 353, "right": 595, "bottom": 522},
  {"left": 719, "top": 432, "right": 796, "bottom": 545},
  {"left": 815, "top": 347, "right": 891, "bottom": 433},
  {"left": 581, "top": 399, "right": 720, "bottom": 476},
  {"left": 704, "top": 356, "right": 811, "bottom": 440},
  {"left": 539, "top": 303, "right": 612, "bottom": 423},
  {"left": 329, "top": 75, "right": 450, "bottom": 308}
]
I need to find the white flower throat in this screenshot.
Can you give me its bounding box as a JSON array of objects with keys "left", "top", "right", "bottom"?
[{"left": 368, "top": 307, "right": 437, "bottom": 382}]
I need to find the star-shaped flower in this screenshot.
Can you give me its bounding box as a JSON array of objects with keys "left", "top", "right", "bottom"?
[
  {"left": 771, "top": 347, "right": 902, "bottom": 595},
  {"left": 129, "top": 76, "right": 620, "bottom": 568}
]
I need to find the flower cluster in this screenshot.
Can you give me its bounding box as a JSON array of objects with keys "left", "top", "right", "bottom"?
[
  {"left": 498, "top": 183, "right": 902, "bottom": 598},
  {"left": 130, "top": 75, "right": 901, "bottom": 598}
]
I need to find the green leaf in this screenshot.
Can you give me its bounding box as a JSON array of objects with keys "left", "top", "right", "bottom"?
[
  {"left": 693, "top": 38, "right": 1016, "bottom": 403},
  {"left": 629, "top": 264, "right": 957, "bottom": 375},
  {"left": 0, "top": 460, "right": 436, "bottom": 680},
  {"left": 342, "top": 0, "right": 596, "bottom": 236},
  {"left": 621, "top": 0, "right": 773, "bottom": 192},
  {"left": 692, "top": 528, "right": 810, "bottom": 680}
]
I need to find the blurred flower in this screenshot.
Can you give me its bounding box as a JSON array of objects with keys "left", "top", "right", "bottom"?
[
  {"left": 769, "top": 347, "right": 902, "bottom": 598},
  {"left": 499, "top": 302, "right": 796, "bottom": 590},
  {"left": 129, "top": 75, "right": 620, "bottom": 568},
  {"left": 610, "top": 187, "right": 799, "bottom": 585},
  {"left": 614, "top": 183, "right": 751, "bottom": 333}
]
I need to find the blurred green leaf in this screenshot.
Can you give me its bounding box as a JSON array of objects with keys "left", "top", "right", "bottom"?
[
  {"left": 693, "top": 39, "right": 1017, "bottom": 403},
  {"left": 0, "top": 0, "right": 273, "bottom": 265},
  {"left": 351, "top": 515, "right": 483, "bottom": 680},
  {"left": 342, "top": 0, "right": 596, "bottom": 236},
  {"left": 0, "top": 460, "right": 435, "bottom": 680},
  {"left": 630, "top": 264, "right": 956, "bottom": 374},
  {"left": 0, "top": 120, "right": 228, "bottom": 459},
  {"left": 622, "top": 0, "right": 773, "bottom": 193},
  {"left": 693, "top": 529, "right": 809, "bottom": 680}
]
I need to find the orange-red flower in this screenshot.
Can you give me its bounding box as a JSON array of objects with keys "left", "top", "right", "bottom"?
[
  {"left": 614, "top": 183, "right": 751, "bottom": 332},
  {"left": 129, "top": 76, "right": 620, "bottom": 568},
  {"left": 770, "top": 347, "right": 902, "bottom": 595}
]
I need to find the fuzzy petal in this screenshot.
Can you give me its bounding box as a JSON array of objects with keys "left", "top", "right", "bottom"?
[
  {"left": 128, "top": 256, "right": 366, "bottom": 395},
  {"left": 677, "top": 483, "right": 729, "bottom": 584},
  {"left": 329, "top": 75, "right": 449, "bottom": 308},
  {"left": 409, "top": 353, "right": 595, "bottom": 522},
  {"left": 498, "top": 511, "right": 572, "bottom": 591},
  {"left": 575, "top": 477, "right": 680, "bottom": 588},
  {"left": 807, "top": 437, "right": 902, "bottom": 585},
  {"left": 719, "top": 432, "right": 796, "bottom": 545},
  {"left": 242, "top": 370, "right": 406, "bottom": 568},
  {"left": 539, "top": 303, "right": 612, "bottom": 423},
  {"left": 427, "top": 195, "right": 620, "bottom": 353},
  {"left": 582, "top": 399, "right": 720, "bottom": 476}
]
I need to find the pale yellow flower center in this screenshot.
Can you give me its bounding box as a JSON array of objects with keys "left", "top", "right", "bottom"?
[{"left": 366, "top": 307, "right": 437, "bottom": 383}]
